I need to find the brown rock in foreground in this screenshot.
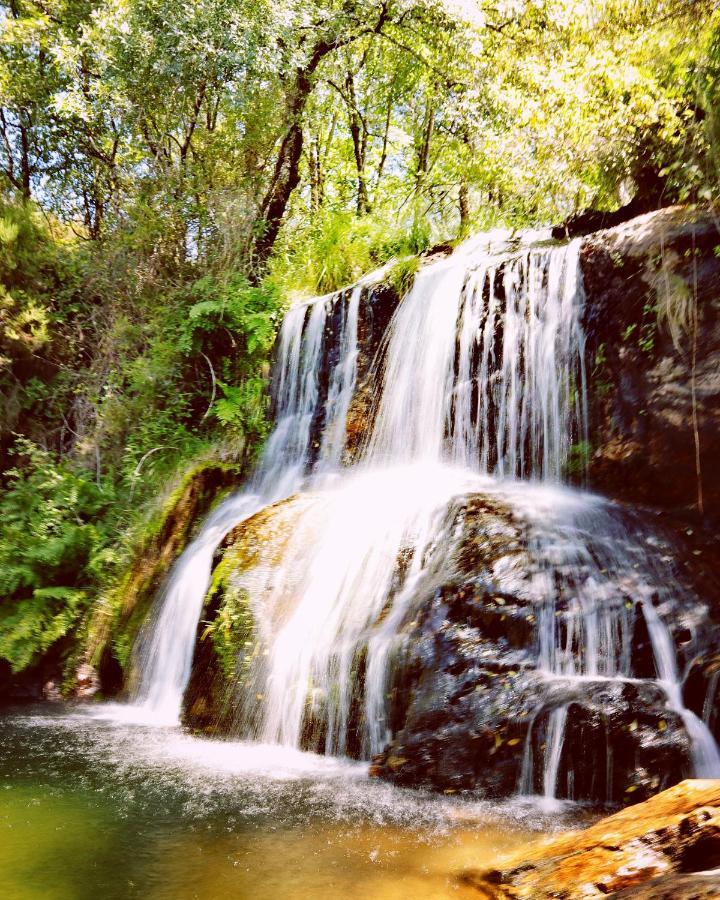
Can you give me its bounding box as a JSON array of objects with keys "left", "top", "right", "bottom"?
[{"left": 460, "top": 779, "right": 720, "bottom": 898}]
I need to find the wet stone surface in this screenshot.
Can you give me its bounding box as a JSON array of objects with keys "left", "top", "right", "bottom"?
[
  {"left": 374, "top": 492, "right": 720, "bottom": 804},
  {"left": 460, "top": 779, "right": 720, "bottom": 899}
]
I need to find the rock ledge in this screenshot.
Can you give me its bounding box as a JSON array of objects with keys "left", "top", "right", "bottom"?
[{"left": 460, "top": 779, "right": 720, "bottom": 898}]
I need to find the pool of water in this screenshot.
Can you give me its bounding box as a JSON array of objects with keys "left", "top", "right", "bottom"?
[{"left": 0, "top": 705, "right": 589, "bottom": 900}]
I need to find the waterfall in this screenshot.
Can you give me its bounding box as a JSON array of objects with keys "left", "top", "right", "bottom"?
[
  {"left": 131, "top": 492, "right": 264, "bottom": 724},
  {"left": 243, "top": 462, "right": 476, "bottom": 756},
  {"left": 542, "top": 706, "right": 569, "bottom": 801},
  {"left": 511, "top": 486, "right": 720, "bottom": 798},
  {"left": 365, "top": 237, "right": 586, "bottom": 477},
  {"left": 128, "top": 228, "right": 720, "bottom": 799},
  {"left": 129, "top": 285, "right": 365, "bottom": 725},
  {"left": 238, "top": 237, "right": 594, "bottom": 755},
  {"left": 318, "top": 285, "right": 361, "bottom": 469}
]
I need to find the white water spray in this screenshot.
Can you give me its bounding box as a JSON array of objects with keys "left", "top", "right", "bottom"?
[{"left": 240, "top": 237, "right": 594, "bottom": 756}]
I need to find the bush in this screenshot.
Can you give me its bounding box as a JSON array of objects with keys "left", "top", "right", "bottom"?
[
  {"left": 0, "top": 439, "right": 114, "bottom": 671},
  {"left": 271, "top": 208, "right": 431, "bottom": 295}
]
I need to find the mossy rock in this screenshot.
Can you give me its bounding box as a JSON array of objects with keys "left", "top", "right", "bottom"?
[
  {"left": 86, "top": 459, "right": 242, "bottom": 694},
  {"left": 182, "top": 492, "right": 314, "bottom": 732}
]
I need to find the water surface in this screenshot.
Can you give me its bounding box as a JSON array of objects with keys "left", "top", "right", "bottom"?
[{"left": 0, "top": 705, "right": 585, "bottom": 900}]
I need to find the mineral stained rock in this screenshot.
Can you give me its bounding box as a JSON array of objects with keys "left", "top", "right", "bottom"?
[{"left": 460, "top": 778, "right": 720, "bottom": 899}]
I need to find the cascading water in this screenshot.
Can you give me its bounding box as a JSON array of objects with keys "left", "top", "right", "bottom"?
[
  {"left": 131, "top": 229, "right": 720, "bottom": 801},
  {"left": 364, "top": 237, "right": 586, "bottom": 475},
  {"left": 129, "top": 284, "right": 365, "bottom": 725},
  {"left": 231, "top": 242, "right": 585, "bottom": 754},
  {"left": 510, "top": 487, "right": 720, "bottom": 802},
  {"left": 237, "top": 237, "right": 596, "bottom": 758}
]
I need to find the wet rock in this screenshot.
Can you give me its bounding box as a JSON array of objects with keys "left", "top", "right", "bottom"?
[
  {"left": 0, "top": 642, "right": 68, "bottom": 703},
  {"left": 581, "top": 205, "right": 720, "bottom": 519},
  {"left": 88, "top": 460, "right": 243, "bottom": 696},
  {"left": 612, "top": 870, "right": 720, "bottom": 900},
  {"left": 344, "top": 281, "right": 402, "bottom": 462},
  {"left": 73, "top": 663, "right": 101, "bottom": 699},
  {"left": 375, "top": 493, "right": 715, "bottom": 802},
  {"left": 459, "top": 779, "right": 720, "bottom": 899},
  {"left": 42, "top": 680, "right": 62, "bottom": 701},
  {"left": 684, "top": 653, "right": 720, "bottom": 743},
  {"left": 183, "top": 493, "right": 313, "bottom": 731}
]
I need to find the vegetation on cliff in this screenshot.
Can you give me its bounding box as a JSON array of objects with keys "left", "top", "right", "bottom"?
[{"left": 2, "top": 0, "right": 720, "bottom": 682}]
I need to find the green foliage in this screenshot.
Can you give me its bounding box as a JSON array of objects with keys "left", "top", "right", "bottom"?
[
  {"left": 0, "top": 440, "right": 113, "bottom": 671},
  {"left": 1, "top": 0, "right": 720, "bottom": 680},
  {"left": 272, "top": 209, "right": 431, "bottom": 295},
  {"left": 0, "top": 203, "right": 74, "bottom": 366},
  {"left": 565, "top": 440, "right": 591, "bottom": 478},
  {"left": 214, "top": 378, "right": 267, "bottom": 435},
  {"left": 201, "top": 584, "right": 255, "bottom": 682},
  {"left": 180, "top": 275, "right": 278, "bottom": 357},
  {"left": 387, "top": 255, "right": 421, "bottom": 297}
]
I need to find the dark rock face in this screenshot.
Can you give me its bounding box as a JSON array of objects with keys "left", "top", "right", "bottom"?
[
  {"left": 0, "top": 657, "right": 54, "bottom": 703},
  {"left": 344, "top": 279, "right": 405, "bottom": 462},
  {"left": 374, "top": 493, "right": 717, "bottom": 803},
  {"left": 581, "top": 206, "right": 720, "bottom": 519},
  {"left": 337, "top": 206, "right": 720, "bottom": 521},
  {"left": 684, "top": 653, "right": 720, "bottom": 743}
]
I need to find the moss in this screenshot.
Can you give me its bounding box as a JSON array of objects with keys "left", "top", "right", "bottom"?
[
  {"left": 202, "top": 580, "right": 255, "bottom": 683},
  {"left": 565, "top": 440, "right": 592, "bottom": 478},
  {"left": 198, "top": 494, "right": 307, "bottom": 676},
  {"left": 183, "top": 493, "right": 312, "bottom": 731},
  {"left": 85, "top": 458, "right": 242, "bottom": 684}
]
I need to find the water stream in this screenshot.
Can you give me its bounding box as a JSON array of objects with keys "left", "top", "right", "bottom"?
[{"left": 129, "top": 284, "right": 366, "bottom": 725}]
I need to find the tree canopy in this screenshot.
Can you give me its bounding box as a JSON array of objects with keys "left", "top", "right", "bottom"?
[
  {"left": 1, "top": 0, "right": 719, "bottom": 675},
  {"left": 2, "top": 0, "right": 717, "bottom": 268}
]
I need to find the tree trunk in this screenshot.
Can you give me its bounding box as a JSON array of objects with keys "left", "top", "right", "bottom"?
[
  {"left": 346, "top": 70, "right": 370, "bottom": 216},
  {"left": 248, "top": 6, "right": 392, "bottom": 272},
  {"left": 415, "top": 99, "right": 434, "bottom": 198},
  {"left": 249, "top": 61, "right": 315, "bottom": 275},
  {"left": 19, "top": 118, "right": 32, "bottom": 199},
  {"left": 251, "top": 118, "right": 305, "bottom": 271},
  {"left": 458, "top": 180, "right": 469, "bottom": 237}
]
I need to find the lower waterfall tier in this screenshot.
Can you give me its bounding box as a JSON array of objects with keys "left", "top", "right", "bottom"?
[{"left": 180, "top": 464, "right": 720, "bottom": 806}]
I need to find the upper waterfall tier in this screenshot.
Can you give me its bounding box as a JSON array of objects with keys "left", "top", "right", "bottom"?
[
  {"left": 363, "top": 237, "right": 586, "bottom": 480},
  {"left": 257, "top": 232, "right": 588, "bottom": 482}
]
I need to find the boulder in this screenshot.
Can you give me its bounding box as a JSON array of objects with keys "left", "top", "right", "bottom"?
[
  {"left": 183, "top": 493, "right": 314, "bottom": 731},
  {"left": 373, "top": 492, "right": 716, "bottom": 802},
  {"left": 459, "top": 778, "right": 720, "bottom": 898},
  {"left": 73, "top": 662, "right": 101, "bottom": 699}
]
